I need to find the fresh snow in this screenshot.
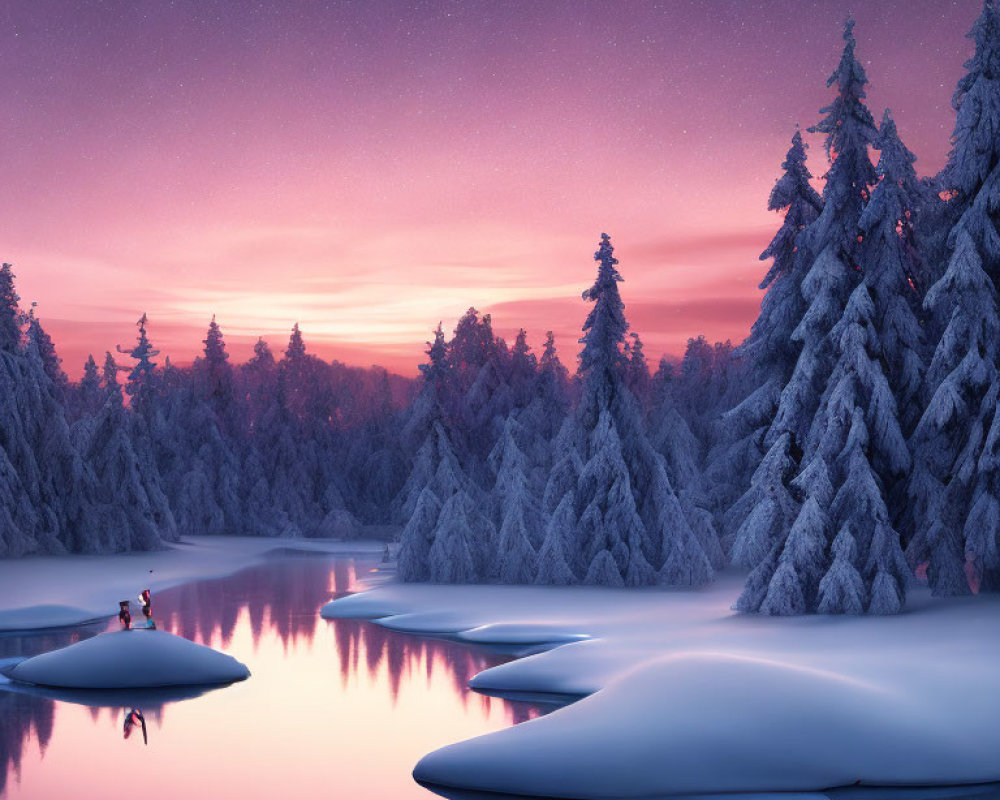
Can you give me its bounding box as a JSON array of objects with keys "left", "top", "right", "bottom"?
[
  {"left": 323, "top": 576, "right": 1000, "bottom": 798},
  {"left": 0, "top": 535, "right": 385, "bottom": 632},
  {"left": 7, "top": 629, "right": 249, "bottom": 689}
]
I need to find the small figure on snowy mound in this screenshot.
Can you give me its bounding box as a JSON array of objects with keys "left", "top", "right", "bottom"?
[
  {"left": 118, "top": 601, "right": 131, "bottom": 631},
  {"left": 123, "top": 708, "right": 147, "bottom": 745},
  {"left": 139, "top": 589, "right": 152, "bottom": 623}
]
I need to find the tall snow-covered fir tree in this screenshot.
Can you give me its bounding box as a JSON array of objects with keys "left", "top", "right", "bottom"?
[
  {"left": 709, "top": 130, "right": 822, "bottom": 530},
  {"left": 768, "top": 18, "right": 878, "bottom": 451},
  {"left": 117, "top": 313, "right": 160, "bottom": 414},
  {"left": 541, "top": 233, "right": 715, "bottom": 587},
  {"left": 808, "top": 285, "right": 910, "bottom": 613},
  {"left": 906, "top": 0, "right": 1000, "bottom": 595},
  {"left": 731, "top": 19, "right": 917, "bottom": 615},
  {"left": 858, "top": 110, "right": 926, "bottom": 434}
]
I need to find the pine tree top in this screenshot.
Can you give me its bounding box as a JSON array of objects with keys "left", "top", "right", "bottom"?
[
  {"left": 82, "top": 354, "right": 100, "bottom": 382},
  {"left": 203, "top": 315, "right": 229, "bottom": 365},
  {"left": 580, "top": 233, "right": 629, "bottom": 378},
  {"left": 875, "top": 110, "right": 918, "bottom": 180},
  {"left": 540, "top": 330, "right": 559, "bottom": 367},
  {"left": 420, "top": 322, "right": 450, "bottom": 383},
  {"left": 102, "top": 351, "right": 119, "bottom": 388},
  {"left": 116, "top": 313, "right": 159, "bottom": 396},
  {"left": 809, "top": 19, "right": 877, "bottom": 162},
  {"left": 285, "top": 323, "right": 306, "bottom": 360},
  {"left": 251, "top": 336, "right": 274, "bottom": 365},
  {"left": 0, "top": 262, "right": 22, "bottom": 352},
  {"left": 946, "top": 0, "right": 1000, "bottom": 195},
  {"left": 956, "top": 0, "right": 1000, "bottom": 104},
  {"left": 766, "top": 130, "right": 822, "bottom": 215}
]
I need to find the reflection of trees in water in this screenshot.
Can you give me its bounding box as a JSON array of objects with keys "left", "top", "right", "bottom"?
[
  {"left": 328, "top": 618, "right": 545, "bottom": 726},
  {"left": 154, "top": 557, "right": 364, "bottom": 650},
  {"left": 154, "top": 556, "right": 546, "bottom": 725},
  {"left": 0, "top": 691, "right": 53, "bottom": 796},
  {"left": 0, "top": 556, "right": 544, "bottom": 794}
]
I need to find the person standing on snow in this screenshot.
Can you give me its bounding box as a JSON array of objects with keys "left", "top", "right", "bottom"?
[{"left": 118, "top": 601, "right": 131, "bottom": 630}]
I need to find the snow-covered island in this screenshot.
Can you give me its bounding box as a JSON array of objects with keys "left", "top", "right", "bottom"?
[{"left": 6, "top": 629, "right": 250, "bottom": 690}]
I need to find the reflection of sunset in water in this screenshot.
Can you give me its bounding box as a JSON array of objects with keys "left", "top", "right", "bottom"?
[{"left": 0, "top": 556, "right": 547, "bottom": 799}]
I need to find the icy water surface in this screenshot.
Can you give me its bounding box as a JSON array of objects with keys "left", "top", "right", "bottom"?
[{"left": 0, "top": 553, "right": 548, "bottom": 800}]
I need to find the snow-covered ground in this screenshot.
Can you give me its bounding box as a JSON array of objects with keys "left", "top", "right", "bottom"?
[
  {"left": 5, "top": 629, "right": 250, "bottom": 688},
  {"left": 0, "top": 536, "right": 386, "bottom": 632},
  {"left": 323, "top": 575, "right": 1000, "bottom": 798}
]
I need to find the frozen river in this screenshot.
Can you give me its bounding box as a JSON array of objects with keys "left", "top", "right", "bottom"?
[{"left": 0, "top": 552, "right": 547, "bottom": 800}]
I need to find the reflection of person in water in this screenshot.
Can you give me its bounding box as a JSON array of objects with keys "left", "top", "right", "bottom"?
[
  {"left": 118, "top": 601, "right": 131, "bottom": 630},
  {"left": 123, "top": 708, "right": 147, "bottom": 745}
]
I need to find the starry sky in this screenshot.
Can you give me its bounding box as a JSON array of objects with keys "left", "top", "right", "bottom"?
[{"left": 0, "top": 0, "right": 982, "bottom": 377}]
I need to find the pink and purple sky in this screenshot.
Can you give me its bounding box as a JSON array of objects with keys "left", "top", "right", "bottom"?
[{"left": 0, "top": 0, "right": 979, "bottom": 377}]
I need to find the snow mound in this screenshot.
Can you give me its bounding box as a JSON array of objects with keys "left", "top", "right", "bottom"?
[
  {"left": 328, "top": 579, "right": 1000, "bottom": 798},
  {"left": 7, "top": 630, "right": 250, "bottom": 689},
  {"left": 417, "top": 651, "right": 998, "bottom": 797},
  {"left": 455, "top": 623, "right": 589, "bottom": 646}
]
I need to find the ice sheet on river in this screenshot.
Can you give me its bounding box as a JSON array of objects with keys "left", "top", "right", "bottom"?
[
  {"left": 5, "top": 629, "right": 250, "bottom": 689},
  {"left": 323, "top": 576, "right": 1000, "bottom": 798}
]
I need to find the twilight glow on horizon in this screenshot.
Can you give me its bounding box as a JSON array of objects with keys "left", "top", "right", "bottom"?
[{"left": 0, "top": 0, "right": 979, "bottom": 377}]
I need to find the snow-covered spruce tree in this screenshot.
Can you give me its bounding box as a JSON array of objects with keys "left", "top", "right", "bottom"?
[
  {"left": 905, "top": 0, "right": 1000, "bottom": 594},
  {"left": 907, "top": 230, "right": 997, "bottom": 594},
  {"left": 535, "top": 491, "right": 577, "bottom": 585},
  {"left": 395, "top": 324, "right": 493, "bottom": 582},
  {"left": 396, "top": 487, "right": 442, "bottom": 582},
  {"left": 68, "top": 355, "right": 103, "bottom": 422},
  {"left": 729, "top": 432, "right": 799, "bottom": 571},
  {"left": 508, "top": 328, "right": 538, "bottom": 408},
  {"left": 547, "top": 233, "right": 714, "bottom": 587},
  {"left": 27, "top": 310, "right": 67, "bottom": 401},
  {"left": 744, "top": 455, "right": 831, "bottom": 614},
  {"left": 648, "top": 354, "right": 727, "bottom": 572},
  {"left": 20, "top": 325, "right": 103, "bottom": 554},
  {"left": 518, "top": 330, "right": 571, "bottom": 491},
  {"left": 344, "top": 367, "right": 408, "bottom": 524},
  {"left": 488, "top": 414, "right": 542, "bottom": 582},
  {"left": 624, "top": 333, "right": 652, "bottom": 407},
  {"left": 858, "top": 110, "right": 926, "bottom": 435},
  {"left": 768, "top": 19, "right": 878, "bottom": 452},
  {"left": 749, "top": 252, "right": 911, "bottom": 614},
  {"left": 943, "top": 0, "right": 1000, "bottom": 225},
  {"left": 709, "top": 130, "right": 823, "bottom": 528},
  {"left": 111, "top": 315, "right": 178, "bottom": 541},
  {"left": 117, "top": 313, "right": 160, "bottom": 415},
  {"left": 73, "top": 376, "right": 165, "bottom": 552},
  {"left": 154, "top": 317, "right": 243, "bottom": 538},
  {"left": 0, "top": 265, "right": 108, "bottom": 556},
  {"left": 445, "top": 308, "right": 515, "bottom": 477}
]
